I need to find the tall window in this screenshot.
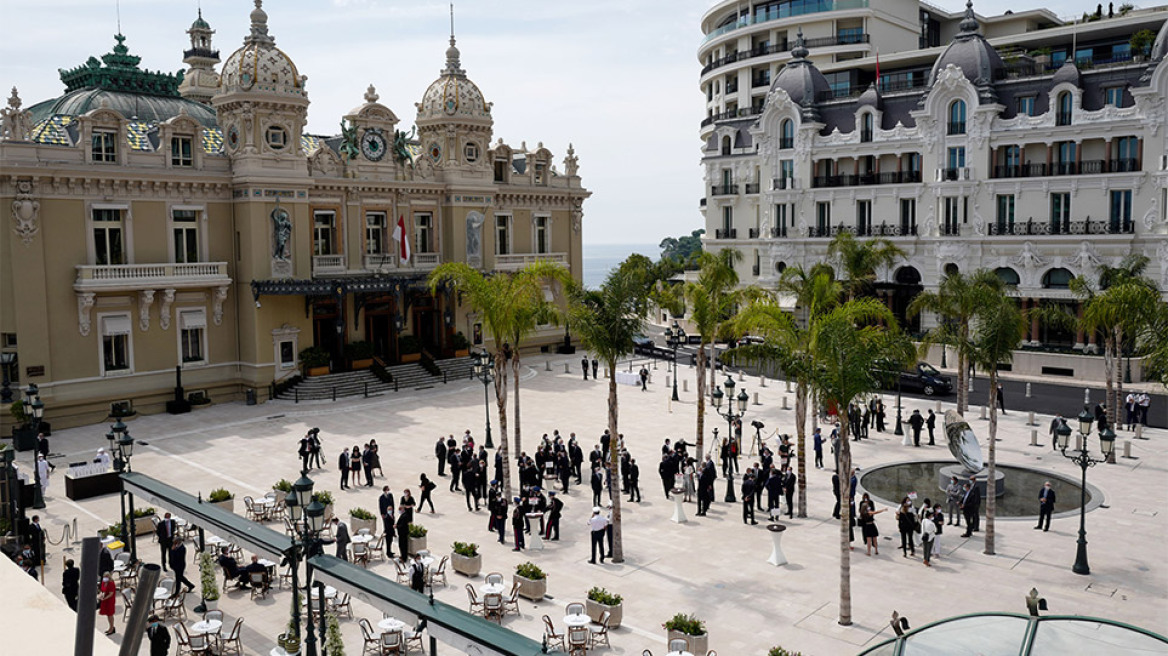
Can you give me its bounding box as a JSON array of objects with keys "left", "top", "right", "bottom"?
[
  {"left": 779, "top": 160, "right": 794, "bottom": 186},
  {"left": 860, "top": 113, "right": 873, "bottom": 142},
  {"left": 1114, "top": 136, "right": 1138, "bottom": 171},
  {"left": 1016, "top": 96, "right": 1036, "bottom": 117},
  {"left": 172, "top": 209, "right": 199, "bottom": 263},
  {"left": 416, "top": 213, "right": 434, "bottom": 253},
  {"left": 900, "top": 198, "right": 916, "bottom": 234},
  {"left": 171, "top": 136, "right": 193, "bottom": 167},
  {"left": 533, "top": 163, "right": 546, "bottom": 185},
  {"left": 1109, "top": 190, "right": 1132, "bottom": 232},
  {"left": 93, "top": 208, "right": 125, "bottom": 265},
  {"left": 313, "top": 211, "right": 335, "bottom": 255},
  {"left": 494, "top": 215, "right": 510, "bottom": 255},
  {"left": 774, "top": 204, "right": 788, "bottom": 237},
  {"left": 1056, "top": 141, "right": 1076, "bottom": 174},
  {"left": 92, "top": 131, "right": 117, "bottom": 163},
  {"left": 1002, "top": 145, "right": 1021, "bottom": 175},
  {"left": 179, "top": 309, "right": 207, "bottom": 364},
  {"left": 1050, "top": 192, "right": 1071, "bottom": 233},
  {"left": 943, "top": 197, "right": 961, "bottom": 235},
  {"left": 948, "top": 100, "right": 966, "bottom": 135},
  {"left": 1104, "top": 86, "right": 1124, "bottom": 107},
  {"left": 816, "top": 201, "right": 831, "bottom": 234},
  {"left": 365, "top": 212, "right": 386, "bottom": 254},
  {"left": 779, "top": 119, "right": 794, "bottom": 149},
  {"left": 996, "top": 194, "right": 1015, "bottom": 232},
  {"left": 1056, "top": 91, "right": 1073, "bottom": 125},
  {"left": 856, "top": 200, "right": 872, "bottom": 235},
  {"left": 947, "top": 147, "right": 965, "bottom": 170},
  {"left": 904, "top": 152, "right": 921, "bottom": 179},
  {"left": 721, "top": 206, "right": 733, "bottom": 233},
  {"left": 534, "top": 216, "right": 550, "bottom": 254},
  {"left": 100, "top": 314, "right": 131, "bottom": 374}
]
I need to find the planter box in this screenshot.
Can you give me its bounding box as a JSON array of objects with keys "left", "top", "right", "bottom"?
[
  {"left": 209, "top": 498, "right": 234, "bottom": 513},
  {"left": 350, "top": 358, "right": 374, "bottom": 371},
  {"left": 586, "top": 599, "right": 623, "bottom": 628},
  {"left": 450, "top": 552, "right": 481, "bottom": 577},
  {"left": 132, "top": 515, "right": 156, "bottom": 537},
  {"left": 514, "top": 574, "right": 546, "bottom": 602},
  {"left": 11, "top": 427, "right": 37, "bottom": 452},
  {"left": 408, "top": 535, "right": 427, "bottom": 556},
  {"left": 307, "top": 365, "right": 330, "bottom": 377},
  {"left": 401, "top": 353, "right": 421, "bottom": 363},
  {"left": 667, "top": 630, "right": 708, "bottom": 654},
  {"left": 349, "top": 517, "right": 377, "bottom": 535}
]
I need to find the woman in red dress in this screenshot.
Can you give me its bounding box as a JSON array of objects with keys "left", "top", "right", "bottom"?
[{"left": 98, "top": 571, "right": 117, "bottom": 635}]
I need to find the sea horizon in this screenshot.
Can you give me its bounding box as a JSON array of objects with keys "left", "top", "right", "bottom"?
[{"left": 582, "top": 242, "right": 660, "bottom": 289}]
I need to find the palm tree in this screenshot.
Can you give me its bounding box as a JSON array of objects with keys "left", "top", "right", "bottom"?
[
  {"left": 1138, "top": 299, "right": 1168, "bottom": 390},
  {"left": 684, "top": 249, "right": 743, "bottom": 460},
  {"left": 568, "top": 263, "right": 652, "bottom": 563},
  {"left": 810, "top": 298, "right": 914, "bottom": 626},
  {"left": 966, "top": 294, "right": 1026, "bottom": 555},
  {"left": 826, "top": 232, "right": 905, "bottom": 301},
  {"left": 428, "top": 261, "right": 570, "bottom": 497},
  {"left": 909, "top": 269, "right": 1005, "bottom": 414}
]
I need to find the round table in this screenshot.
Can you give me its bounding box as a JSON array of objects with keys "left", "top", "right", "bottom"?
[
  {"left": 671, "top": 490, "right": 687, "bottom": 524},
  {"left": 190, "top": 619, "right": 222, "bottom": 635},
  {"left": 563, "top": 614, "right": 590, "bottom": 627},
  {"left": 310, "top": 585, "right": 337, "bottom": 600},
  {"left": 351, "top": 534, "right": 374, "bottom": 545},
  {"left": 206, "top": 536, "right": 227, "bottom": 548},
  {"left": 153, "top": 587, "right": 171, "bottom": 600},
  {"left": 377, "top": 617, "right": 406, "bottom": 633},
  {"left": 526, "top": 513, "right": 545, "bottom": 550},
  {"left": 666, "top": 652, "right": 695, "bottom": 656},
  {"left": 766, "top": 523, "right": 788, "bottom": 567},
  {"left": 480, "top": 583, "right": 504, "bottom": 596}
]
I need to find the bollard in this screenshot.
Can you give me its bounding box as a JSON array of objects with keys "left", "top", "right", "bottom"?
[
  {"left": 935, "top": 401, "right": 942, "bottom": 413},
  {"left": 683, "top": 380, "right": 689, "bottom": 393},
  {"left": 1025, "top": 382, "right": 1032, "bottom": 398},
  {"left": 653, "top": 360, "right": 658, "bottom": 370},
  {"left": 785, "top": 380, "right": 792, "bottom": 393},
  {"left": 1030, "top": 429, "right": 1039, "bottom": 446},
  {"left": 739, "top": 370, "right": 745, "bottom": 382},
  {"left": 754, "top": 392, "right": 761, "bottom": 406},
  {"left": 980, "top": 405, "right": 987, "bottom": 420},
  {"left": 760, "top": 376, "right": 767, "bottom": 388},
  {"left": 1028, "top": 411, "right": 1036, "bottom": 427},
  {"left": 782, "top": 396, "right": 789, "bottom": 410},
  {"left": 546, "top": 360, "right": 552, "bottom": 371},
  {"left": 666, "top": 375, "right": 671, "bottom": 388},
  {"left": 1135, "top": 424, "right": 1145, "bottom": 440},
  {"left": 1084, "top": 388, "right": 1090, "bottom": 404},
  {"left": 1122, "top": 440, "right": 1135, "bottom": 459}
]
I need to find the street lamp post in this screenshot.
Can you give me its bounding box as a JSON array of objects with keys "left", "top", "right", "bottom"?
[
  {"left": 664, "top": 321, "right": 686, "bottom": 402},
  {"left": 893, "top": 376, "right": 904, "bottom": 437},
  {"left": 25, "top": 385, "right": 46, "bottom": 510},
  {"left": 473, "top": 350, "right": 495, "bottom": 449},
  {"left": 710, "top": 375, "right": 749, "bottom": 454},
  {"left": 1054, "top": 406, "right": 1116, "bottom": 576},
  {"left": 285, "top": 471, "right": 327, "bottom": 656},
  {"left": 106, "top": 418, "right": 137, "bottom": 563}
]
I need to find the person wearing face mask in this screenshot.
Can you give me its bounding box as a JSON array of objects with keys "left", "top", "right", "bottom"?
[
  {"left": 98, "top": 571, "right": 117, "bottom": 634},
  {"left": 1036, "top": 481, "right": 1057, "bottom": 532}
]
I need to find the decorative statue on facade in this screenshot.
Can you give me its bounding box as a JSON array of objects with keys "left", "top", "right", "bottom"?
[
  {"left": 271, "top": 206, "right": 292, "bottom": 260},
  {"left": 338, "top": 119, "right": 360, "bottom": 162},
  {"left": 465, "top": 210, "right": 485, "bottom": 267},
  {"left": 1, "top": 87, "right": 33, "bottom": 141},
  {"left": 393, "top": 126, "right": 416, "bottom": 166},
  {"left": 11, "top": 179, "right": 39, "bottom": 244}
]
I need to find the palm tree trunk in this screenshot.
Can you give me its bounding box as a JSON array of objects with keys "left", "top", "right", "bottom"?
[
  {"left": 1111, "top": 327, "right": 1123, "bottom": 427},
  {"left": 512, "top": 351, "right": 523, "bottom": 471},
  {"left": 956, "top": 349, "right": 967, "bottom": 415},
  {"left": 494, "top": 351, "right": 512, "bottom": 498},
  {"left": 837, "top": 415, "right": 853, "bottom": 626},
  {"left": 1103, "top": 334, "right": 1116, "bottom": 428},
  {"left": 984, "top": 370, "right": 998, "bottom": 555},
  {"left": 795, "top": 383, "right": 808, "bottom": 518},
  {"left": 696, "top": 341, "right": 708, "bottom": 459},
  {"left": 606, "top": 358, "right": 624, "bottom": 563}
]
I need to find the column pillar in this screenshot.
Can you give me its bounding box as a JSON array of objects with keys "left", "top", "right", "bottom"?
[
  {"left": 1104, "top": 138, "right": 1113, "bottom": 172},
  {"left": 1029, "top": 299, "right": 1040, "bottom": 346}
]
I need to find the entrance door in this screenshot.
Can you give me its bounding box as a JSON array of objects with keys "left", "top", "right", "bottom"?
[
  {"left": 367, "top": 314, "right": 392, "bottom": 360},
  {"left": 312, "top": 300, "right": 342, "bottom": 370},
  {"left": 414, "top": 310, "right": 437, "bottom": 354}
]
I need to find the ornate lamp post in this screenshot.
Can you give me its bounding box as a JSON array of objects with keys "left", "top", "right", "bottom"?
[
  {"left": 1054, "top": 406, "right": 1116, "bottom": 576},
  {"left": 711, "top": 375, "right": 749, "bottom": 449},
  {"left": 284, "top": 471, "right": 327, "bottom": 656},
  {"left": 26, "top": 386, "right": 45, "bottom": 510},
  {"left": 472, "top": 350, "right": 495, "bottom": 449},
  {"left": 664, "top": 321, "right": 686, "bottom": 402},
  {"left": 893, "top": 374, "right": 905, "bottom": 437},
  {"left": 106, "top": 418, "right": 138, "bottom": 563}
]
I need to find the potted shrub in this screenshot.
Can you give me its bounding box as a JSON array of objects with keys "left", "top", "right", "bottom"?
[
  {"left": 768, "top": 647, "right": 803, "bottom": 656},
  {"left": 399, "top": 334, "right": 421, "bottom": 363},
  {"left": 208, "top": 488, "right": 234, "bottom": 513},
  {"left": 348, "top": 507, "right": 377, "bottom": 535},
  {"left": 324, "top": 611, "right": 344, "bottom": 656},
  {"left": 130, "top": 507, "right": 156, "bottom": 537},
  {"left": 450, "top": 541, "right": 481, "bottom": 577},
  {"left": 312, "top": 491, "right": 335, "bottom": 521},
  {"left": 273, "top": 479, "right": 294, "bottom": 495},
  {"left": 299, "top": 346, "right": 331, "bottom": 376},
  {"left": 586, "top": 586, "right": 623, "bottom": 628},
  {"left": 279, "top": 609, "right": 301, "bottom": 655},
  {"left": 663, "top": 613, "right": 708, "bottom": 654},
  {"left": 513, "top": 561, "right": 546, "bottom": 601},
  {"left": 407, "top": 523, "right": 428, "bottom": 555},
  {"left": 1132, "top": 29, "right": 1156, "bottom": 61},
  {"left": 451, "top": 332, "right": 470, "bottom": 357},
  {"left": 8, "top": 400, "right": 38, "bottom": 451},
  {"left": 344, "top": 341, "right": 375, "bottom": 370},
  {"left": 198, "top": 551, "right": 220, "bottom": 611}
]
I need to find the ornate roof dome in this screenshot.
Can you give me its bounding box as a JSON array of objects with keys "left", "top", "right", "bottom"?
[
  {"left": 769, "top": 29, "right": 830, "bottom": 119},
  {"left": 416, "top": 35, "right": 492, "bottom": 126},
  {"left": 1050, "top": 61, "right": 1081, "bottom": 88},
  {"left": 857, "top": 83, "right": 882, "bottom": 110},
  {"left": 929, "top": 1, "right": 1005, "bottom": 88},
  {"left": 218, "top": 0, "right": 306, "bottom": 100},
  {"left": 191, "top": 9, "right": 211, "bottom": 31}
]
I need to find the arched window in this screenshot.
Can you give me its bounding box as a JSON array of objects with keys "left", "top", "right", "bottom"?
[
  {"left": 948, "top": 100, "right": 966, "bottom": 135},
  {"left": 943, "top": 263, "right": 959, "bottom": 277},
  {"left": 895, "top": 266, "right": 922, "bottom": 286},
  {"left": 994, "top": 267, "right": 1020, "bottom": 287},
  {"left": 779, "top": 119, "right": 794, "bottom": 149},
  {"left": 1056, "top": 91, "right": 1072, "bottom": 126},
  {"left": 860, "top": 113, "right": 874, "bottom": 142},
  {"left": 775, "top": 261, "right": 787, "bottom": 274},
  {"left": 1041, "top": 267, "right": 1074, "bottom": 289}
]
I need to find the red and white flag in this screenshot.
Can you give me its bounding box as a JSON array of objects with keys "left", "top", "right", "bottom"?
[{"left": 392, "top": 215, "right": 411, "bottom": 262}]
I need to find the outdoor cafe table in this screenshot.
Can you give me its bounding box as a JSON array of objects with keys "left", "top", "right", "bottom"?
[
  {"left": 310, "top": 585, "right": 337, "bottom": 600},
  {"left": 351, "top": 534, "right": 374, "bottom": 545},
  {"left": 480, "top": 582, "right": 504, "bottom": 596},
  {"left": 563, "top": 614, "right": 590, "bottom": 628},
  {"left": 190, "top": 619, "right": 222, "bottom": 636},
  {"left": 377, "top": 617, "right": 406, "bottom": 633}
]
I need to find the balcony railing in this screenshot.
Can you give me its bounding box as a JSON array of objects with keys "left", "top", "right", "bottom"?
[
  {"left": 752, "top": 76, "right": 770, "bottom": 88},
  {"left": 991, "top": 159, "right": 1135, "bottom": 179},
  {"left": 312, "top": 254, "right": 347, "bottom": 274},
  {"left": 714, "top": 228, "right": 738, "bottom": 239},
  {"left": 986, "top": 218, "right": 1134, "bottom": 236},
  {"left": 702, "top": 3, "right": 869, "bottom": 46},
  {"left": 807, "top": 225, "right": 855, "bottom": 238},
  {"left": 711, "top": 184, "right": 739, "bottom": 196},
  {"left": 937, "top": 167, "right": 972, "bottom": 181},
  {"left": 941, "top": 224, "right": 961, "bottom": 237},
  {"left": 495, "top": 252, "right": 568, "bottom": 271},
  {"left": 811, "top": 170, "right": 921, "bottom": 188},
  {"left": 860, "top": 223, "right": 917, "bottom": 237},
  {"left": 75, "top": 261, "right": 231, "bottom": 291},
  {"left": 183, "top": 47, "right": 220, "bottom": 60},
  {"left": 771, "top": 226, "right": 788, "bottom": 238},
  {"left": 778, "top": 137, "right": 794, "bottom": 150},
  {"left": 725, "top": 82, "right": 739, "bottom": 94},
  {"left": 411, "top": 253, "right": 441, "bottom": 270},
  {"left": 743, "top": 182, "right": 760, "bottom": 194},
  {"left": 700, "top": 107, "right": 761, "bottom": 127},
  {"left": 772, "top": 177, "right": 798, "bottom": 190},
  {"left": 748, "top": 228, "right": 760, "bottom": 238}
]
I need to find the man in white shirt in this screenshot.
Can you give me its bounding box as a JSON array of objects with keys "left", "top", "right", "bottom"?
[{"left": 587, "top": 507, "right": 609, "bottom": 565}]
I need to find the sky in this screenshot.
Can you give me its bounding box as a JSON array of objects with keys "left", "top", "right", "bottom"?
[{"left": 0, "top": 0, "right": 1131, "bottom": 245}]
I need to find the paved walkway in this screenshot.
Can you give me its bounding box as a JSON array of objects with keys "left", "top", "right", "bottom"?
[{"left": 14, "top": 353, "right": 1168, "bottom": 654}]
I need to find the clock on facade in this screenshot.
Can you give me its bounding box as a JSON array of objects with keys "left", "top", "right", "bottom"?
[{"left": 361, "top": 128, "right": 386, "bottom": 161}]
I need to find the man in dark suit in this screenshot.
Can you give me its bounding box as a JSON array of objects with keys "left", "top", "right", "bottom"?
[
  {"left": 361, "top": 444, "right": 375, "bottom": 487},
  {"left": 169, "top": 540, "right": 196, "bottom": 593},
  {"left": 590, "top": 466, "right": 604, "bottom": 507},
  {"left": 217, "top": 548, "right": 240, "bottom": 584},
  {"left": 332, "top": 517, "right": 350, "bottom": 561},
  {"left": 1036, "top": 481, "right": 1056, "bottom": 531},
  {"left": 378, "top": 486, "right": 396, "bottom": 556},
  {"left": 156, "top": 512, "right": 176, "bottom": 571},
  {"left": 544, "top": 491, "right": 563, "bottom": 541},
  {"left": 147, "top": 615, "right": 171, "bottom": 656},
  {"left": 62, "top": 558, "right": 80, "bottom": 610},
  {"left": 960, "top": 480, "right": 982, "bottom": 537},
  {"left": 697, "top": 458, "right": 716, "bottom": 516},
  {"left": 581, "top": 356, "right": 589, "bottom": 380},
  {"left": 591, "top": 358, "right": 598, "bottom": 379},
  {"left": 926, "top": 410, "right": 937, "bottom": 445},
  {"left": 338, "top": 448, "right": 350, "bottom": 490},
  {"left": 27, "top": 515, "right": 45, "bottom": 571},
  {"left": 908, "top": 410, "right": 925, "bottom": 447},
  {"left": 435, "top": 437, "right": 447, "bottom": 477},
  {"left": 741, "top": 473, "right": 757, "bottom": 525},
  {"left": 782, "top": 466, "right": 797, "bottom": 518},
  {"left": 395, "top": 506, "right": 411, "bottom": 560},
  {"left": 626, "top": 458, "right": 641, "bottom": 502}
]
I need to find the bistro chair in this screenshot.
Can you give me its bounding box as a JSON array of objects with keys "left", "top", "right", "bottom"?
[
  {"left": 465, "top": 584, "right": 483, "bottom": 616},
  {"left": 542, "top": 615, "right": 565, "bottom": 651},
  {"left": 589, "top": 610, "right": 610, "bottom": 648},
  {"left": 219, "top": 618, "right": 244, "bottom": 656},
  {"left": 379, "top": 629, "right": 403, "bottom": 655}
]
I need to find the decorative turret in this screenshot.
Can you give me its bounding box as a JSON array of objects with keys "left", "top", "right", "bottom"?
[
  {"left": 769, "top": 29, "right": 831, "bottom": 121},
  {"left": 927, "top": 1, "right": 1005, "bottom": 102},
  {"left": 179, "top": 9, "right": 221, "bottom": 104}
]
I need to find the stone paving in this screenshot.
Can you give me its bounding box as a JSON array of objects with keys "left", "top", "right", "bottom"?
[{"left": 12, "top": 352, "right": 1168, "bottom": 655}]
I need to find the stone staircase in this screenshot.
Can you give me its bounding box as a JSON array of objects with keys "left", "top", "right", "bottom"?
[{"left": 275, "top": 357, "right": 475, "bottom": 402}]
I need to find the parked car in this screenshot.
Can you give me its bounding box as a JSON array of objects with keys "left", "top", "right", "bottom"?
[{"left": 883, "top": 362, "right": 953, "bottom": 396}]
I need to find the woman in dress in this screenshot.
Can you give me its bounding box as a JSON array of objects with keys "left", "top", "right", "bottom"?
[
  {"left": 682, "top": 458, "right": 696, "bottom": 503},
  {"left": 98, "top": 571, "right": 117, "bottom": 634},
  {"left": 348, "top": 446, "right": 362, "bottom": 484},
  {"left": 369, "top": 439, "right": 383, "bottom": 478},
  {"left": 859, "top": 493, "right": 886, "bottom": 556}
]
